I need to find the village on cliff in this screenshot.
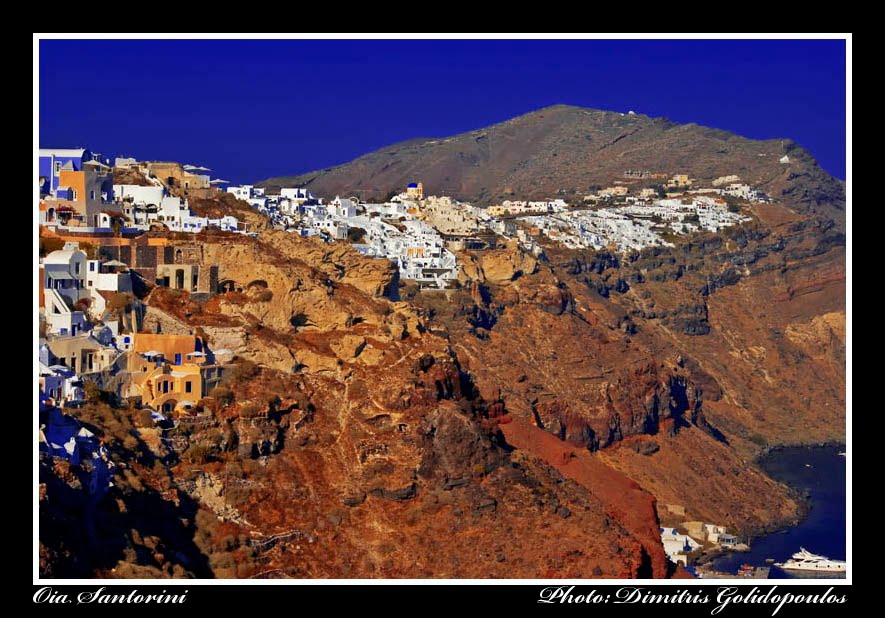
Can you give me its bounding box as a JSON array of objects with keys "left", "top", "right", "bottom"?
[{"left": 37, "top": 147, "right": 774, "bottom": 571}]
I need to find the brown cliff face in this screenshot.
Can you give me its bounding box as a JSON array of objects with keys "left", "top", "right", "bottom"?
[
  {"left": 40, "top": 170, "right": 843, "bottom": 578},
  {"left": 41, "top": 222, "right": 668, "bottom": 579},
  {"left": 412, "top": 200, "right": 844, "bottom": 535},
  {"left": 501, "top": 417, "right": 668, "bottom": 578},
  {"left": 259, "top": 104, "right": 844, "bottom": 227}
]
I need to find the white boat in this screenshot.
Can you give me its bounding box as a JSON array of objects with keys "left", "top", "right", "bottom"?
[{"left": 774, "top": 548, "right": 846, "bottom": 572}]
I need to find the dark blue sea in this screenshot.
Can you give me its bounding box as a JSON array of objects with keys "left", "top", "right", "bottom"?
[{"left": 712, "top": 444, "right": 847, "bottom": 578}]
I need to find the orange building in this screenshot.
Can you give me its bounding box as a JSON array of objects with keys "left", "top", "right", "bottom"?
[
  {"left": 126, "top": 353, "right": 205, "bottom": 414},
  {"left": 132, "top": 334, "right": 206, "bottom": 366},
  {"left": 53, "top": 163, "right": 114, "bottom": 226}
]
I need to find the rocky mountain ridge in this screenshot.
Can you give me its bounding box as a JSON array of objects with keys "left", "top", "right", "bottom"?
[{"left": 259, "top": 104, "right": 844, "bottom": 228}]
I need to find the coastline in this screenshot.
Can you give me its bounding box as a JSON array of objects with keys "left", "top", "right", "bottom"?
[
  {"left": 710, "top": 443, "right": 846, "bottom": 576},
  {"left": 737, "top": 441, "right": 845, "bottom": 539}
]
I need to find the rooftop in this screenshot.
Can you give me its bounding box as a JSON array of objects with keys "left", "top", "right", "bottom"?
[
  {"left": 39, "top": 148, "right": 87, "bottom": 158},
  {"left": 43, "top": 249, "right": 83, "bottom": 265}
]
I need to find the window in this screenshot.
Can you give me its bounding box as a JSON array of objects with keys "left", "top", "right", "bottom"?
[
  {"left": 54, "top": 161, "right": 61, "bottom": 175},
  {"left": 185, "top": 381, "right": 192, "bottom": 393},
  {"left": 90, "top": 190, "right": 95, "bottom": 200},
  {"left": 71, "top": 189, "right": 78, "bottom": 201},
  {"left": 74, "top": 262, "right": 80, "bottom": 274},
  {"left": 89, "top": 262, "right": 95, "bottom": 272}
]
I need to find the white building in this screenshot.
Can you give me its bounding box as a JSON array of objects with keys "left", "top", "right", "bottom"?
[
  {"left": 115, "top": 182, "right": 239, "bottom": 232},
  {"left": 660, "top": 527, "right": 702, "bottom": 565},
  {"left": 39, "top": 362, "right": 85, "bottom": 406},
  {"left": 711, "top": 175, "right": 741, "bottom": 187},
  {"left": 42, "top": 248, "right": 88, "bottom": 306},
  {"left": 702, "top": 524, "right": 739, "bottom": 545},
  {"left": 227, "top": 185, "right": 254, "bottom": 200},
  {"left": 329, "top": 196, "right": 357, "bottom": 219},
  {"left": 227, "top": 184, "right": 268, "bottom": 207},
  {"left": 310, "top": 218, "right": 349, "bottom": 240},
  {"left": 85, "top": 259, "right": 132, "bottom": 294},
  {"left": 518, "top": 194, "right": 750, "bottom": 254},
  {"left": 167, "top": 213, "right": 239, "bottom": 233},
  {"left": 114, "top": 184, "right": 165, "bottom": 206},
  {"left": 41, "top": 247, "right": 91, "bottom": 336},
  {"left": 280, "top": 187, "right": 317, "bottom": 204},
  {"left": 721, "top": 183, "right": 768, "bottom": 202}
]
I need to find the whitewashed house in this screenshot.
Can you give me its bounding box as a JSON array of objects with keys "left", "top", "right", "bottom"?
[
  {"left": 660, "top": 527, "right": 702, "bottom": 565},
  {"left": 84, "top": 259, "right": 132, "bottom": 294},
  {"left": 114, "top": 184, "right": 165, "bottom": 206},
  {"left": 329, "top": 196, "right": 357, "bottom": 218},
  {"left": 41, "top": 247, "right": 91, "bottom": 336}
]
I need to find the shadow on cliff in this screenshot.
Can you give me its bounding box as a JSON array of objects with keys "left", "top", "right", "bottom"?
[{"left": 39, "top": 457, "right": 212, "bottom": 578}]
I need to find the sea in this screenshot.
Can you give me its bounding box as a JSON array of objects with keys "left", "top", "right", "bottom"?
[{"left": 712, "top": 444, "right": 847, "bottom": 579}]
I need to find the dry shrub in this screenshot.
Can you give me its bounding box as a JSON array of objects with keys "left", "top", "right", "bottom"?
[{"left": 239, "top": 403, "right": 262, "bottom": 419}]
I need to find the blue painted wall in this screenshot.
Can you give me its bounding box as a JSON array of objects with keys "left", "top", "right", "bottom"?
[{"left": 39, "top": 149, "right": 92, "bottom": 193}]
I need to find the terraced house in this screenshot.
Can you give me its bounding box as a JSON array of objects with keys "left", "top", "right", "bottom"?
[
  {"left": 39, "top": 148, "right": 115, "bottom": 228},
  {"left": 121, "top": 333, "right": 223, "bottom": 415}
]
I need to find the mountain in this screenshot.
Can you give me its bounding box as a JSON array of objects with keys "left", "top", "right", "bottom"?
[{"left": 258, "top": 104, "right": 844, "bottom": 227}]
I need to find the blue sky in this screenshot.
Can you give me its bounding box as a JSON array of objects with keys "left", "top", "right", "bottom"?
[{"left": 38, "top": 38, "right": 847, "bottom": 184}]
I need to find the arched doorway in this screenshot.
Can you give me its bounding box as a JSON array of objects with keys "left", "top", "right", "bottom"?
[{"left": 218, "top": 279, "right": 237, "bottom": 294}]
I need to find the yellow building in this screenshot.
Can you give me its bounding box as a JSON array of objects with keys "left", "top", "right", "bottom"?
[
  {"left": 129, "top": 357, "right": 203, "bottom": 414},
  {"left": 406, "top": 182, "right": 424, "bottom": 200},
  {"left": 667, "top": 174, "right": 692, "bottom": 188},
  {"left": 145, "top": 162, "right": 211, "bottom": 190},
  {"left": 124, "top": 333, "right": 223, "bottom": 413},
  {"left": 600, "top": 186, "right": 629, "bottom": 197},
  {"left": 133, "top": 333, "right": 206, "bottom": 366}
]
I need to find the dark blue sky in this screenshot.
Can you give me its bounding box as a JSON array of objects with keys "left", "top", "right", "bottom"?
[{"left": 39, "top": 39, "right": 847, "bottom": 184}]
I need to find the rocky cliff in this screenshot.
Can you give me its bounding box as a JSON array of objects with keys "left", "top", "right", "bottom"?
[
  {"left": 411, "top": 199, "right": 844, "bottom": 533},
  {"left": 41, "top": 124, "right": 845, "bottom": 577},
  {"left": 41, "top": 223, "right": 671, "bottom": 579}
]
